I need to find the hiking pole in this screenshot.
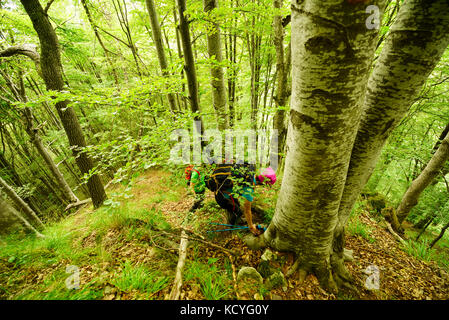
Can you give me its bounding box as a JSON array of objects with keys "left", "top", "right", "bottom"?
[
  {"left": 207, "top": 223, "right": 267, "bottom": 233},
  {"left": 207, "top": 223, "right": 249, "bottom": 232}
]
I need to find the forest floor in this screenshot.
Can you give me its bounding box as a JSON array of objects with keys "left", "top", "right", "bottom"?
[{"left": 1, "top": 169, "right": 449, "bottom": 300}]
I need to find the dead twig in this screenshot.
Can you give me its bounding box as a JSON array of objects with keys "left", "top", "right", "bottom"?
[{"left": 226, "top": 253, "right": 240, "bottom": 299}]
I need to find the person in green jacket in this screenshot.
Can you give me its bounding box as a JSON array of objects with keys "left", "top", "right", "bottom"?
[{"left": 185, "top": 165, "right": 206, "bottom": 212}]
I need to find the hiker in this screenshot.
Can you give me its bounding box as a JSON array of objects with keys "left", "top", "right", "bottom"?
[
  {"left": 185, "top": 164, "right": 206, "bottom": 212},
  {"left": 206, "top": 163, "right": 276, "bottom": 235}
]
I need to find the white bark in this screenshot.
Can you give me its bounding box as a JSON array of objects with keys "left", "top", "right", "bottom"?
[
  {"left": 336, "top": 0, "right": 449, "bottom": 229},
  {"left": 262, "top": 0, "right": 385, "bottom": 289}
]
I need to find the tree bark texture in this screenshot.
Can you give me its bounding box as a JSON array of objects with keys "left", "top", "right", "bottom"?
[
  {"left": 203, "top": 0, "right": 229, "bottom": 130},
  {"left": 21, "top": 0, "right": 107, "bottom": 209},
  {"left": 396, "top": 131, "right": 449, "bottom": 224},
  {"left": 261, "top": 0, "right": 385, "bottom": 291},
  {"left": 0, "top": 176, "right": 44, "bottom": 230},
  {"left": 176, "top": 0, "right": 204, "bottom": 134},
  {"left": 146, "top": 0, "right": 178, "bottom": 113},
  {"left": 333, "top": 0, "right": 449, "bottom": 263},
  {"left": 272, "top": 0, "right": 290, "bottom": 164}
]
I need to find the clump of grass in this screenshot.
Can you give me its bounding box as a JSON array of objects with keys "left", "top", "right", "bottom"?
[
  {"left": 403, "top": 239, "right": 435, "bottom": 261},
  {"left": 347, "top": 214, "right": 375, "bottom": 243},
  {"left": 184, "top": 260, "right": 232, "bottom": 300},
  {"left": 112, "top": 261, "right": 169, "bottom": 296}
]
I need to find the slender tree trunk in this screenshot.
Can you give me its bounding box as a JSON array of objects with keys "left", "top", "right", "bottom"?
[
  {"left": 333, "top": 0, "right": 449, "bottom": 264},
  {"left": 396, "top": 131, "right": 449, "bottom": 224},
  {"left": 0, "top": 197, "right": 44, "bottom": 237},
  {"left": 429, "top": 221, "right": 449, "bottom": 248},
  {"left": 176, "top": 0, "right": 204, "bottom": 133},
  {"left": 80, "top": 0, "right": 120, "bottom": 89},
  {"left": 173, "top": 7, "right": 188, "bottom": 111},
  {"left": 246, "top": 0, "right": 385, "bottom": 291},
  {"left": 203, "top": 0, "right": 229, "bottom": 130},
  {"left": 112, "top": 0, "right": 144, "bottom": 79},
  {"left": 0, "top": 176, "right": 44, "bottom": 230},
  {"left": 272, "top": 0, "right": 290, "bottom": 165},
  {"left": 146, "top": 0, "right": 178, "bottom": 113},
  {"left": 415, "top": 214, "right": 436, "bottom": 241},
  {"left": 21, "top": 0, "right": 107, "bottom": 209},
  {"left": 225, "top": 0, "right": 238, "bottom": 127},
  {"left": 23, "top": 108, "right": 79, "bottom": 204},
  {"left": 0, "top": 64, "right": 80, "bottom": 205}
]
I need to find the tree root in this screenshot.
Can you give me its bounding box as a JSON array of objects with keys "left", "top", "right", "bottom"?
[{"left": 242, "top": 229, "right": 361, "bottom": 294}]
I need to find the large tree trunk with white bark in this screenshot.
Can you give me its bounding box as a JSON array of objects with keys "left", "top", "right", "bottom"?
[
  {"left": 246, "top": 0, "right": 385, "bottom": 291},
  {"left": 203, "top": 0, "right": 229, "bottom": 131},
  {"left": 333, "top": 0, "right": 449, "bottom": 267},
  {"left": 396, "top": 131, "right": 449, "bottom": 224}
]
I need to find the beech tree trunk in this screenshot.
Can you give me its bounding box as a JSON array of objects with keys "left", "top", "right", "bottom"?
[
  {"left": 176, "top": 0, "right": 204, "bottom": 136},
  {"left": 145, "top": 0, "right": 178, "bottom": 113},
  {"left": 272, "top": 0, "right": 290, "bottom": 164},
  {"left": 203, "top": 0, "right": 229, "bottom": 130},
  {"left": 429, "top": 221, "right": 449, "bottom": 249},
  {"left": 396, "top": 131, "right": 449, "bottom": 224},
  {"left": 333, "top": 0, "right": 449, "bottom": 266},
  {"left": 0, "top": 176, "right": 44, "bottom": 230},
  {"left": 21, "top": 0, "right": 107, "bottom": 209},
  {"left": 23, "top": 108, "right": 80, "bottom": 204},
  {"left": 247, "top": 0, "right": 385, "bottom": 291},
  {"left": 0, "top": 197, "right": 44, "bottom": 238}
]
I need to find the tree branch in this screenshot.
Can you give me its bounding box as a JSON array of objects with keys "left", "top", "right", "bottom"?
[
  {"left": 44, "top": 0, "right": 56, "bottom": 13},
  {"left": 0, "top": 45, "right": 42, "bottom": 76}
]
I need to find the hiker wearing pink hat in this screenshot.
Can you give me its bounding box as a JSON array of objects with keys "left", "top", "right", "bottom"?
[{"left": 256, "top": 167, "right": 276, "bottom": 186}]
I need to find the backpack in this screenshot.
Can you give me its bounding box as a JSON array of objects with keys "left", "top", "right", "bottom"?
[{"left": 206, "top": 163, "right": 255, "bottom": 193}]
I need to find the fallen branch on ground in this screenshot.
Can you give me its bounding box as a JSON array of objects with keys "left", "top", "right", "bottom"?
[
  {"left": 65, "top": 199, "right": 91, "bottom": 211},
  {"left": 386, "top": 222, "right": 407, "bottom": 246},
  {"left": 226, "top": 253, "right": 240, "bottom": 299},
  {"left": 167, "top": 230, "right": 189, "bottom": 300}
]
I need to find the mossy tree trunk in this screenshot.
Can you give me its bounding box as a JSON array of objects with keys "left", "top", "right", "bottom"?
[
  {"left": 333, "top": 0, "right": 449, "bottom": 271},
  {"left": 247, "top": 0, "right": 385, "bottom": 292},
  {"left": 20, "top": 0, "right": 107, "bottom": 209}
]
